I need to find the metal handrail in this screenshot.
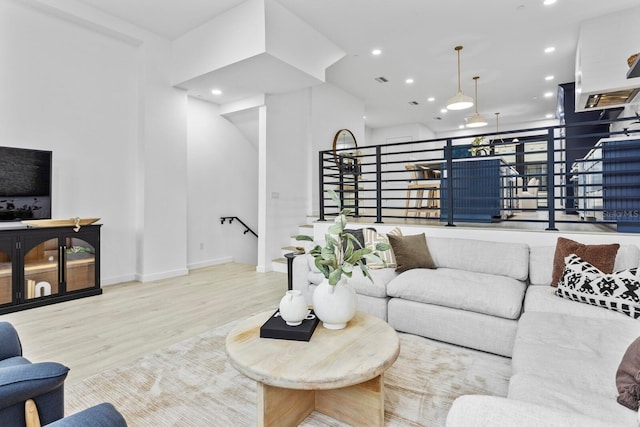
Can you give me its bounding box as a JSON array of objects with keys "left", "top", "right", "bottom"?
[
  {"left": 220, "top": 216, "right": 258, "bottom": 238},
  {"left": 318, "top": 115, "right": 640, "bottom": 233}
]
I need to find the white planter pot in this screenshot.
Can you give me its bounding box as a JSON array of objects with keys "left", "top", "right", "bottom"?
[
  {"left": 278, "top": 290, "right": 308, "bottom": 326},
  {"left": 312, "top": 278, "right": 357, "bottom": 330}
]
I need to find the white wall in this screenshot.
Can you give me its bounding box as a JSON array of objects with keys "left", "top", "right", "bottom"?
[
  {"left": 259, "top": 89, "right": 311, "bottom": 270},
  {"left": 187, "top": 98, "right": 259, "bottom": 268},
  {"left": 172, "top": 0, "right": 266, "bottom": 85},
  {"left": 136, "top": 39, "right": 189, "bottom": 282},
  {"left": 309, "top": 84, "right": 365, "bottom": 216},
  {"left": 366, "top": 123, "right": 435, "bottom": 146},
  {"left": 0, "top": 0, "right": 139, "bottom": 284},
  {"left": 0, "top": 0, "right": 191, "bottom": 284}
]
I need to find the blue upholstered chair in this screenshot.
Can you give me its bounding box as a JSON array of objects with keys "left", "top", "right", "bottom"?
[
  {"left": 0, "top": 322, "right": 127, "bottom": 426},
  {"left": 45, "top": 402, "right": 127, "bottom": 427},
  {"left": 0, "top": 321, "right": 69, "bottom": 426}
]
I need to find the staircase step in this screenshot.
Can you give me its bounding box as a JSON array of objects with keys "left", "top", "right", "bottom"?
[
  {"left": 271, "top": 258, "right": 288, "bottom": 273},
  {"left": 280, "top": 246, "right": 302, "bottom": 257},
  {"left": 298, "top": 224, "right": 313, "bottom": 235}
]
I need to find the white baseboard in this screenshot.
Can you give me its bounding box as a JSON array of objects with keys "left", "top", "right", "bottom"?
[
  {"left": 100, "top": 258, "right": 232, "bottom": 286},
  {"left": 255, "top": 264, "right": 272, "bottom": 273},
  {"left": 135, "top": 268, "right": 189, "bottom": 283},
  {"left": 187, "top": 257, "right": 233, "bottom": 270},
  {"left": 101, "top": 274, "right": 137, "bottom": 286}
]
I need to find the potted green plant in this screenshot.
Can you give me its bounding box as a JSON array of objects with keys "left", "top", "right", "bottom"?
[
  {"left": 296, "top": 189, "right": 389, "bottom": 285},
  {"left": 295, "top": 189, "right": 390, "bottom": 329},
  {"left": 469, "top": 135, "right": 489, "bottom": 156}
]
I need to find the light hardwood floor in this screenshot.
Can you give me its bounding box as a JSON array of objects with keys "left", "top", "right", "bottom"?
[{"left": 0, "top": 263, "right": 287, "bottom": 385}]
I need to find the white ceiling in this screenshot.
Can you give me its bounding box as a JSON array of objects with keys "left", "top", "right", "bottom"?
[{"left": 76, "top": 0, "right": 640, "bottom": 133}]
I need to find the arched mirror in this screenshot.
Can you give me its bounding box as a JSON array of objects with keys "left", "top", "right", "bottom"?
[
  {"left": 332, "top": 129, "right": 357, "bottom": 162},
  {"left": 332, "top": 129, "right": 359, "bottom": 173}
]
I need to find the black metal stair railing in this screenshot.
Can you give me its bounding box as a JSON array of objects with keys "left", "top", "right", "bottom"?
[
  {"left": 318, "top": 114, "right": 640, "bottom": 233},
  {"left": 220, "top": 216, "right": 258, "bottom": 238}
]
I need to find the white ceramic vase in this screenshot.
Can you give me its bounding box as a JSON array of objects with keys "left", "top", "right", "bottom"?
[
  {"left": 278, "top": 290, "right": 308, "bottom": 326},
  {"left": 312, "top": 278, "right": 357, "bottom": 330}
]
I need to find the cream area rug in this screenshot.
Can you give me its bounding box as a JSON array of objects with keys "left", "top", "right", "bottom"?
[{"left": 65, "top": 318, "right": 511, "bottom": 426}]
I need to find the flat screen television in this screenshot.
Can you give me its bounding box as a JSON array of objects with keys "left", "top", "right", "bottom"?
[{"left": 0, "top": 146, "right": 52, "bottom": 222}]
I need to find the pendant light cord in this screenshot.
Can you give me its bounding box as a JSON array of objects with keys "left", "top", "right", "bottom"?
[
  {"left": 455, "top": 46, "right": 463, "bottom": 92},
  {"left": 473, "top": 76, "right": 480, "bottom": 114}
]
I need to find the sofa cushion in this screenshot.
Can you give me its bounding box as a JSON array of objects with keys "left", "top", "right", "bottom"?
[
  {"left": 513, "top": 312, "right": 640, "bottom": 388},
  {"left": 388, "top": 233, "right": 435, "bottom": 273},
  {"left": 363, "top": 227, "right": 402, "bottom": 269},
  {"left": 387, "top": 268, "right": 527, "bottom": 319},
  {"left": 524, "top": 286, "right": 634, "bottom": 320},
  {"left": 511, "top": 311, "right": 640, "bottom": 426},
  {"left": 346, "top": 267, "right": 398, "bottom": 298},
  {"left": 556, "top": 254, "right": 640, "bottom": 319},
  {"left": 343, "top": 228, "right": 374, "bottom": 264},
  {"left": 447, "top": 395, "right": 618, "bottom": 427},
  {"left": 509, "top": 373, "right": 637, "bottom": 427},
  {"left": 425, "top": 237, "right": 529, "bottom": 281},
  {"left": 550, "top": 237, "right": 620, "bottom": 287},
  {"left": 617, "top": 336, "right": 640, "bottom": 411},
  {"left": 529, "top": 244, "right": 640, "bottom": 287}
]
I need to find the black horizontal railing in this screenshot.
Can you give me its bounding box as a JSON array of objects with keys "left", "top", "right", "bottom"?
[
  {"left": 220, "top": 216, "right": 258, "bottom": 238},
  {"left": 318, "top": 115, "right": 640, "bottom": 233}
]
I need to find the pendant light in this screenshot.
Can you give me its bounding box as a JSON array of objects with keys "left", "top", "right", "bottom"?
[
  {"left": 494, "top": 112, "right": 504, "bottom": 143},
  {"left": 446, "top": 46, "right": 474, "bottom": 110},
  {"left": 466, "top": 76, "right": 488, "bottom": 128}
]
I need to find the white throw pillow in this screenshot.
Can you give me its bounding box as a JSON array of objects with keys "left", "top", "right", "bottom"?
[
  {"left": 556, "top": 254, "right": 640, "bottom": 319},
  {"left": 362, "top": 227, "right": 402, "bottom": 269}
]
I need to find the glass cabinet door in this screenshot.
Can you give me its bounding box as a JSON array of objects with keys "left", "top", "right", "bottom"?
[
  {"left": 0, "top": 239, "right": 13, "bottom": 306},
  {"left": 23, "top": 237, "right": 60, "bottom": 300},
  {"left": 64, "top": 236, "right": 96, "bottom": 292}
]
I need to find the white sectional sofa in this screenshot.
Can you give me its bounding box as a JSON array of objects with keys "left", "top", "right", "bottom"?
[
  {"left": 293, "top": 236, "right": 530, "bottom": 357},
  {"left": 291, "top": 231, "right": 640, "bottom": 425},
  {"left": 447, "top": 244, "right": 640, "bottom": 427}
]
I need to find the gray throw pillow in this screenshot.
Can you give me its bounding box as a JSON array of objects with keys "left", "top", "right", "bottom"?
[
  {"left": 617, "top": 336, "right": 640, "bottom": 411},
  {"left": 388, "top": 233, "right": 435, "bottom": 273}
]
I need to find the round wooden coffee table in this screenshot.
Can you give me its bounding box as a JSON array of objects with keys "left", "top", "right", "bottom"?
[{"left": 225, "top": 310, "right": 400, "bottom": 427}]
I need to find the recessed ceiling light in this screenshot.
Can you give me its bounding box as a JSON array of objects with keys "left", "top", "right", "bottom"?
[
  {"left": 459, "top": 125, "right": 465, "bottom": 129},
  {"left": 544, "top": 91, "right": 554, "bottom": 98},
  {"left": 545, "top": 75, "right": 555, "bottom": 81},
  {"left": 440, "top": 108, "right": 448, "bottom": 114},
  {"left": 405, "top": 78, "right": 414, "bottom": 84},
  {"left": 371, "top": 48, "right": 382, "bottom": 56},
  {"left": 546, "top": 113, "right": 555, "bottom": 118},
  {"left": 543, "top": 0, "right": 557, "bottom": 5},
  {"left": 211, "top": 89, "right": 222, "bottom": 95},
  {"left": 544, "top": 46, "right": 555, "bottom": 54},
  {"left": 427, "top": 97, "right": 435, "bottom": 102}
]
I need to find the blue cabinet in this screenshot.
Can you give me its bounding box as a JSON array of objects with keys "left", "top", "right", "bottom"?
[
  {"left": 602, "top": 138, "right": 640, "bottom": 232},
  {"left": 440, "top": 157, "right": 517, "bottom": 223}
]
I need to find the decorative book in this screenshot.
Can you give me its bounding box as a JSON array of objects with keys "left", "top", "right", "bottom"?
[{"left": 260, "top": 309, "right": 319, "bottom": 342}]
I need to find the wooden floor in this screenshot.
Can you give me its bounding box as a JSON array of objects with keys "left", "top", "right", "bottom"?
[{"left": 0, "top": 263, "right": 287, "bottom": 385}]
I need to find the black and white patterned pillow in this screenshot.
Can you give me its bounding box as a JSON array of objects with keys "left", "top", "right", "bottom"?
[{"left": 556, "top": 254, "right": 640, "bottom": 319}]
